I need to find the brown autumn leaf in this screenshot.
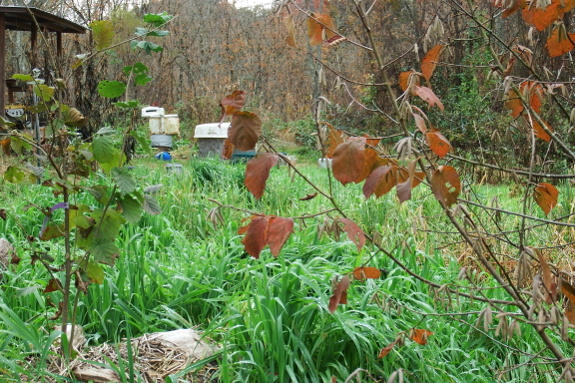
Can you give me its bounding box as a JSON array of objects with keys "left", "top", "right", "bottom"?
[
  {"left": 326, "top": 123, "right": 344, "bottom": 158},
  {"left": 414, "top": 86, "right": 444, "bottom": 112},
  {"left": 300, "top": 193, "right": 318, "bottom": 201},
  {"left": 266, "top": 216, "right": 294, "bottom": 257},
  {"left": 431, "top": 166, "right": 461, "bottom": 208},
  {"left": 44, "top": 278, "right": 63, "bottom": 293},
  {"left": 1, "top": 137, "right": 10, "bottom": 156},
  {"left": 502, "top": 56, "right": 516, "bottom": 77},
  {"left": 307, "top": 12, "right": 337, "bottom": 46},
  {"left": 378, "top": 340, "right": 397, "bottom": 358},
  {"left": 399, "top": 70, "right": 419, "bottom": 92},
  {"left": 396, "top": 160, "right": 417, "bottom": 204},
  {"left": 410, "top": 329, "right": 433, "bottom": 345},
  {"left": 244, "top": 153, "right": 279, "bottom": 200},
  {"left": 49, "top": 301, "right": 64, "bottom": 321},
  {"left": 546, "top": 27, "right": 575, "bottom": 57},
  {"left": 532, "top": 247, "right": 557, "bottom": 304},
  {"left": 332, "top": 138, "right": 366, "bottom": 186},
  {"left": 426, "top": 131, "right": 452, "bottom": 158},
  {"left": 220, "top": 90, "right": 246, "bottom": 121},
  {"left": 534, "top": 182, "right": 558, "bottom": 216},
  {"left": 0, "top": 209, "right": 6, "bottom": 221},
  {"left": 229, "top": 111, "right": 262, "bottom": 151},
  {"left": 353, "top": 267, "right": 381, "bottom": 281},
  {"left": 284, "top": 15, "right": 297, "bottom": 48},
  {"left": 363, "top": 165, "right": 395, "bottom": 199},
  {"left": 413, "top": 113, "right": 427, "bottom": 134},
  {"left": 240, "top": 215, "right": 269, "bottom": 259},
  {"left": 421, "top": 45, "right": 443, "bottom": 82},
  {"left": 503, "top": 0, "right": 526, "bottom": 17},
  {"left": 354, "top": 147, "right": 384, "bottom": 184},
  {"left": 329, "top": 275, "right": 350, "bottom": 313},
  {"left": 339, "top": 218, "right": 366, "bottom": 253},
  {"left": 505, "top": 89, "right": 523, "bottom": 118},
  {"left": 363, "top": 134, "right": 381, "bottom": 148},
  {"left": 560, "top": 279, "right": 575, "bottom": 325},
  {"left": 222, "top": 138, "right": 234, "bottom": 160}
]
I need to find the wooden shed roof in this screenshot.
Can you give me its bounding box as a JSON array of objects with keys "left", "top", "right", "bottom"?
[{"left": 0, "top": 6, "right": 87, "bottom": 34}]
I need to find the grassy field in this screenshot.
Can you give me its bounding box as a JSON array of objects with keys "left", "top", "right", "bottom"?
[{"left": 0, "top": 155, "right": 573, "bottom": 382}]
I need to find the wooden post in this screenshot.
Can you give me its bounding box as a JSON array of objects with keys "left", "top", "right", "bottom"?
[{"left": 31, "top": 26, "right": 37, "bottom": 69}]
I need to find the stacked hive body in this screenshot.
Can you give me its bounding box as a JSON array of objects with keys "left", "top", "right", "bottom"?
[
  {"left": 194, "top": 123, "right": 230, "bottom": 158},
  {"left": 142, "top": 107, "right": 180, "bottom": 150}
]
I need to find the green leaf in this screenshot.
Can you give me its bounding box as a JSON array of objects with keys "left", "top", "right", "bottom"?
[
  {"left": 131, "top": 40, "right": 163, "bottom": 55},
  {"left": 115, "top": 100, "right": 141, "bottom": 109},
  {"left": 95, "top": 126, "right": 116, "bottom": 135},
  {"left": 135, "top": 27, "right": 169, "bottom": 37},
  {"left": 12, "top": 74, "right": 33, "bottom": 82},
  {"left": 143, "top": 12, "right": 173, "bottom": 27},
  {"left": 143, "top": 195, "right": 161, "bottom": 215},
  {"left": 91, "top": 209, "right": 125, "bottom": 240},
  {"left": 90, "top": 239, "right": 119, "bottom": 265},
  {"left": 81, "top": 185, "right": 109, "bottom": 205},
  {"left": 4, "top": 166, "right": 25, "bottom": 183},
  {"left": 123, "top": 65, "right": 133, "bottom": 77},
  {"left": 0, "top": 115, "right": 15, "bottom": 129},
  {"left": 89, "top": 20, "right": 115, "bottom": 50},
  {"left": 130, "top": 130, "right": 151, "bottom": 154},
  {"left": 86, "top": 260, "right": 105, "bottom": 284},
  {"left": 118, "top": 194, "right": 143, "bottom": 223},
  {"left": 91, "top": 136, "right": 116, "bottom": 164},
  {"left": 134, "top": 73, "right": 152, "bottom": 86},
  {"left": 111, "top": 167, "right": 136, "bottom": 195},
  {"left": 100, "top": 152, "right": 125, "bottom": 173},
  {"left": 97, "top": 80, "right": 126, "bottom": 98},
  {"left": 10, "top": 135, "right": 32, "bottom": 154},
  {"left": 33, "top": 84, "right": 54, "bottom": 102}
]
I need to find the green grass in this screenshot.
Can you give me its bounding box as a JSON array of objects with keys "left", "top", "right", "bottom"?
[{"left": 0, "top": 157, "right": 572, "bottom": 382}]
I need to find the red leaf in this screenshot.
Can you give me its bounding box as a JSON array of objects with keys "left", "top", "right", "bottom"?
[
  {"left": 220, "top": 90, "right": 246, "bottom": 121},
  {"left": 363, "top": 165, "right": 395, "bottom": 199},
  {"left": 378, "top": 340, "right": 397, "bottom": 358},
  {"left": 266, "top": 216, "right": 294, "bottom": 257},
  {"left": 421, "top": 45, "right": 443, "bottom": 82},
  {"left": 410, "top": 329, "right": 433, "bottom": 345},
  {"left": 354, "top": 148, "right": 385, "bottom": 184},
  {"left": 300, "top": 193, "right": 318, "bottom": 201},
  {"left": 222, "top": 138, "right": 234, "bottom": 160},
  {"left": 534, "top": 182, "right": 558, "bottom": 216},
  {"left": 353, "top": 267, "right": 381, "bottom": 281},
  {"left": 332, "top": 138, "right": 366, "bottom": 186},
  {"left": 229, "top": 111, "right": 262, "bottom": 151},
  {"left": 546, "top": 28, "right": 575, "bottom": 57},
  {"left": 396, "top": 160, "right": 417, "bottom": 203},
  {"left": 431, "top": 166, "right": 461, "bottom": 208},
  {"left": 44, "top": 278, "right": 63, "bottom": 293},
  {"left": 426, "top": 131, "right": 452, "bottom": 158},
  {"left": 414, "top": 86, "right": 444, "bottom": 111},
  {"left": 339, "top": 218, "right": 366, "bottom": 253},
  {"left": 413, "top": 113, "right": 427, "bottom": 134},
  {"left": 245, "top": 153, "right": 279, "bottom": 200},
  {"left": 329, "top": 275, "right": 350, "bottom": 313},
  {"left": 241, "top": 216, "right": 269, "bottom": 259}
]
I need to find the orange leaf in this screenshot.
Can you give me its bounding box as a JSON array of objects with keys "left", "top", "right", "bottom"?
[
  {"left": 520, "top": 81, "right": 544, "bottom": 113},
  {"left": 522, "top": 0, "right": 564, "bottom": 31},
  {"left": 363, "top": 134, "right": 381, "bottom": 148},
  {"left": 329, "top": 275, "right": 350, "bottom": 313},
  {"left": 504, "top": 89, "right": 523, "bottom": 118},
  {"left": 307, "top": 12, "right": 337, "bottom": 46},
  {"left": 414, "top": 86, "right": 444, "bottom": 111},
  {"left": 1, "top": 137, "right": 10, "bottom": 156},
  {"left": 245, "top": 153, "right": 279, "bottom": 200},
  {"left": 44, "top": 278, "right": 63, "bottom": 293},
  {"left": 546, "top": 28, "right": 575, "bottom": 57},
  {"left": 222, "top": 138, "right": 234, "bottom": 160},
  {"left": 421, "top": 45, "right": 443, "bottom": 82},
  {"left": 220, "top": 90, "right": 246, "bottom": 121},
  {"left": 399, "top": 70, "right": 419, "bottom": 92},
  {"left": 532, "top": 119, "right": 552, "bottom": 142},
  {"left": 266, "top": 216, "right": 294, "bottom": 257},
  {"left": 431, "top": 166, "right": 461, "bottom": 208},
  {"left": 284, "top": 15, "right": 297, "bottom": 48},
  {"left": 354, "top": 147, "right": 383, "bottom": 184},
  {"left": 240, "top": 216, "right": 269, "bottom": 259},
  {"left": 229, "top": 111, "right": 262, "bottom": 151},
  {"left": 378, "top": 341, "right": 397, "bottom": 358},
  {"left": 332, "top": 138, "right": 366, "bottom": 186},
  {"left": 561, "top": 279, "right": 575, "bottom": 302},
  {"left": 339, "top": 218, "right": 366, "bottom": 253},
  {"left": 353, "top": 267, "right": 381, "bottom": 281},
  {"left": 534, "top": 182, "right": 558, "bottom": 216},
  {"left": 326, "top": 123, "right": 344, "bottom": 158},
  {"left": 426, "top": 131, "right": 452, "bottom": 158},
  {"left": 410, "top": 329, "right": 433, "bottom": 345}
]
